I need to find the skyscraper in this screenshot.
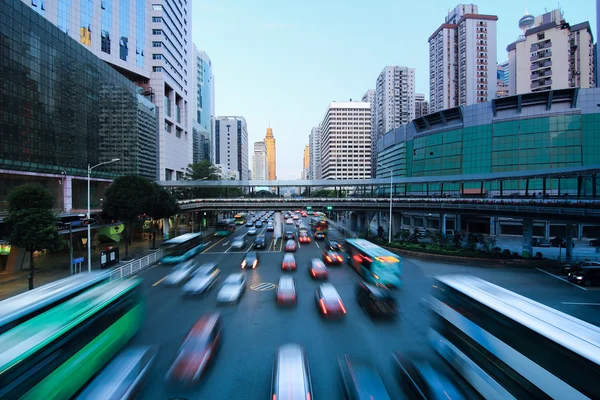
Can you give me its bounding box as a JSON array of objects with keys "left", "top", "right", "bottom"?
[
  {"left": 192, "top": 44, "right": 215, "bottom": 162},
  {"left": 496, "top": 62, "right": 509, "bottom": 98},
  {"left": 429, "top": 4, "right": 498, "bottom": 113},
  {"left": 253, "top": 141, "right": 267, "bottom": 180},
  {"left": 362, "top": 89, "right": 376, "bottom": 176},
  {"left": 265, "top": 127, "right": 277, "bottom": 180},
  {"left": 302, "top": 145, "right": 310, "bottom": 179},
  {"left": 374, "top": 66, "right": 415, "bottom": 139},
  {"left": 507, "top": 9, "right": 594, "bottom": 95},
  {"left": 22, "top": 0, "right": 194, "bottom": 180},
  {"left": 215, "top": 117, "right": 249, "bottom": 180},
  {"left": 309, "top": 126, "right": 321, "bottom": 180},
  {"left": 320, "top": 102, "right": 371, "bottom": 180},
  {"left": 414, "top": 94, "right": 429, "bottom": 119}
]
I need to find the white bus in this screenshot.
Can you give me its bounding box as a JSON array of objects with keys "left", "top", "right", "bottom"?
[{"left": 428, "top": 275, "right": 600, "bottom": 400}]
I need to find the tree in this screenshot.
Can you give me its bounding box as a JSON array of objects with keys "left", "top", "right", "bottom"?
[
  {"left": 184, "top": 161, "right": 244, "bottom": 198},
  {"left": 103, "top": 175, "right": 157, "bottom": 259},
  {"left": 7, "top": 184, "right": 62, "bottom": 290},
  {"left": 148, "top": 183, "right": 180, "bottom": 249}
]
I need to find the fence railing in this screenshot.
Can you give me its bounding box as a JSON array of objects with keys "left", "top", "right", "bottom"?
[{"left": 328, "top": 220, "right": 358, "bottom": 238}]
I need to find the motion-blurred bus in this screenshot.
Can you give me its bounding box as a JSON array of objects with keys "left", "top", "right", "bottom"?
[
  {"left": 234, "top": 213, "right": 248, "bottom": 225},
  {"left": 160, "top": 232, "right": 206, "bottom": 264},
  {"left": 215, "top": 218, "right": 236, "bottom": 236},
  {"left": 344, "top": 238, "right": 402, "bottom": 287},
  {"left": 309, "top": 217, "right": 328, "bottom": 234}
]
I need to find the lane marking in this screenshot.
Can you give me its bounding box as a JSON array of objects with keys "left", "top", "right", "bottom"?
[
  {"left": 152, "top": 276, "right": 167, "bottom": 287},
  {"left": 221, "top": 241, "right": 230, "bottom": 247},
  {"left": 535, "top": 268, "right": 588, "bottom": 291},
  {"left": 561, "top": 302, "right": 600, "bottom": 305},
  {"left": 202, "top": 236, "right": 228, "bottom": 253},
  {"left": 251, "top": 282, "right": 276, "bottom": 291},
  {"left": 315, "top": 240, "right": 320, "bottom": 249}
]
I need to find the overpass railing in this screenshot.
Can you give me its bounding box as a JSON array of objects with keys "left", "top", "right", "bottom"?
[{"left": 108, "top": 249, "right": 163, "bottom": 281}]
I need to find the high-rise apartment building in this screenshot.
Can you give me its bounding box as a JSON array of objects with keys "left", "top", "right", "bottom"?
[
  {"left": 309, "top": 126, "right": 321, "bottom": 180},
  {"left": 320, "top": 102, "right": 371, "bottom": 180},
  {"left": 252, "top": 141, "right": 267, "bottom": 180},
  {"left": 374, "top": 66, "right": 415, "bottom": 139},
  {"left": 264, "top": 127, "right": 277, "bottom": 180},
  {"left": 414, "top": 94, "right": 429, "bottom": 118},
  {"left": 507, "top": 9, "right": 594, "bottom": 95},
  {"left": 22, "top": 0, "right": 194, "bottom": 180},
  {"left": 362, "top": 89, "right": 376, "bottom": 176},
  {"left": 429, "top": 4, "right": 498, "bottom": 113},
  {"left": 215, "top": 117, "right": 248, "bottom": 180},
  {"left": 191, "top": 44, "right": 215, "bottom": 162},
  {"left": 302, "top": 145, "right": 310, "bottom": 179}
]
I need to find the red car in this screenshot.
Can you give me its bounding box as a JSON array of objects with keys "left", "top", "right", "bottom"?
[
  {"left": 166, "top": 313, "right": 222, "bottom": 384},
  {"left": 315, "top": 283, "right": 346, "bottom": 318},
  {"left": 282, "top": 253, "right": 297, "bottom": 271},
  {"left": 285, "top": 239, "right": 297, "bottom": 252},
  {"left": 299, "top": 234, "right": 311, "bottom": 244},
  {"left": 308, "top": 259, "right": 328, "bottom": 280}
]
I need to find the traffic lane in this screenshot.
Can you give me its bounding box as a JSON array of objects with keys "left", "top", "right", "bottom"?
[{"left": 409, "top": 258, "right": 600, "bottom": 326}]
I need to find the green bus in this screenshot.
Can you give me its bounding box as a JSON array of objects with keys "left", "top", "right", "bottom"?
[
  {"left": 0, "top": 279, "right": 144, "bottom": 399},
  {"left": 234, "top": 212, "right": 248, "bottom": 225},
  {"left": 215, "top": 218, "right": 236, "bottom": 236},
  {"left": 160, "top": 232, "right": 206, "bottom": 264},
  {"left": 344, "top": 238, "right": 402, "bottom": 287}
]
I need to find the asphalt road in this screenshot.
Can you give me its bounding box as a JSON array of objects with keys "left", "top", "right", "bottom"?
[{"left": 130, "top": 212, "right": 600, "bottom": 399}]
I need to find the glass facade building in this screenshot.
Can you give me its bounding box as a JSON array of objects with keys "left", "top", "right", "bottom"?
[
  {"left": 0, "top": 0, "right": 157, "bottom": 181},
  {"left": 376, "top": 88, "right": 600, "bottom": 196}
]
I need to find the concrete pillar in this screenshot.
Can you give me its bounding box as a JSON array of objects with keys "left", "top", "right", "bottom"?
[
  {"left": 440, "top": 213, "right": 447, "bottom": 237},
  {"left": 544, "top": 221, "right": 550, "bottom": 239},
  {"left": 350, "top": 213, "right": 358, "bottom": 231},
  {"left": 63, "top": 176, "right": 72, "bottom": 213},
  {"left": 566, "top": 223, "right": 574, "bottom": 263},
  {"left": 377, "top": 213, "right": 381, "bottom": 232},
  {"left": 358, "top": 212, "right": 367, "bottom": 234},
  {"left": 392, "top": 213, "right": 402, "bottom": 238},
  {"left": 577, "top": 224, "right": 583, "bottom": 240},
  {"left": 454, "top": 215, "right": 462, "bottom": 232},
  {"left": 522, "top": 218, "right": 534, "bottom": 258}
]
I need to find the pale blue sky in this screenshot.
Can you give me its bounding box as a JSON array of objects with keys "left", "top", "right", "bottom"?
[{"left": 192, "top": 0, "right": 596, "bottom": 179}]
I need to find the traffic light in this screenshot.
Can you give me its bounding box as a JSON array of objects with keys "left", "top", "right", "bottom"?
[{"left": 327, "top": 206, "right": 333, "bottom": 210}]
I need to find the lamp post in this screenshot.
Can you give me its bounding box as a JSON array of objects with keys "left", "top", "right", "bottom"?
[
  {"left": 378, "top": 163, "right": 393, "bottom": 243},
  {"left": 87, "top": 158, "right": 120, "bottom": 273}
]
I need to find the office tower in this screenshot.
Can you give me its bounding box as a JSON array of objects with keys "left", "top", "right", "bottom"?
[
  {"left": 264, "top": 127, "right": 277, "bottom": 180},
  {"left": 215, "top": 117, "right": 249, "bottom": 180},
  {"left": 507, "top": 9, "right": 594, "bottom": 95},
  {"left": 414, "top": 94, "right": 429, "bottom": 118},
  {"left": 496, "top": 62, "right": 509, "bottom": 98},
  {"left": 252, "top": 141, "right": 267, "bottom": 180},
  {"left": 429, "top": 4, "right": 498, "bottom": 113},
  {"left": 302, "top": 145, "right": 310, "bottom": 179},
  {"left": 362, "top": 89, "right": 376, "bottom": 176},
  {"left": 192, "top": 121, "right": 210, "bottom": 164},
  {"left": 374, "top": 66, "right": 415, "bottom": 139},
  {"left": 22, "top": 0, "right": 194, "bottom": 180},
  {"left": 191, "top": 44, "right": 215, "bottom": 162},
  {"left": 309, "top": 126, "right": 321, "bottom": 180},
  {"left": 319, "top": 102, "right": 371, "bottom": 180}
]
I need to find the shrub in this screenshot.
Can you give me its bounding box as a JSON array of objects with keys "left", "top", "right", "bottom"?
[
  {"left": 491, "top": 247, "right": 502, "bottom": 254},
  {"left": 502, "top": 249, "right": 512, "bottom": 256}
]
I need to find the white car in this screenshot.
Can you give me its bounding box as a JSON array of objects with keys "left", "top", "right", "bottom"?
[
  {"left": 231, "top": 236, "right": 246, "bottom": 249},
  {"left": 164, "top": 260, "right": 199, "bottom": 286},
  {"left": 247, "top": 227, "right": 257, "bottom": 235},
  {"left": 217, "top": 273, "right": 247, "bottom": 304},
  {"left": 182, "top": 263, "right": 220, "bottom": 296}
]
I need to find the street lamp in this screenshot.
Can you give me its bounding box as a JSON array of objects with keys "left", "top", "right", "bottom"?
[
  {"left": 87, "top": 158, "right": 120, "bottom": 273},
  {"left": 378, "top": 163, "right": 393, "bottom": 244}
]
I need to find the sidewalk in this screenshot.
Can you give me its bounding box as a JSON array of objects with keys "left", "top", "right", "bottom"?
[{"left": 0, "top": 236, "right": 163, "bottom": 301}]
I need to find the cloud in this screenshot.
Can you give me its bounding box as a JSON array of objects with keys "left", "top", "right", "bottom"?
[{"left": 262, "top": 23, "right": 295, "bottom": 30}]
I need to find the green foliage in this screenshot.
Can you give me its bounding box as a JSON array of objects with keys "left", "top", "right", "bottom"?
[
  {"left": 480, "top": 236, "right": 497, "bottom": 253},
  {"left": 185, "top": 160, "right": 221, "bottom": 181},
  {"left": 150, "top": 183, "right": 180, "bottom": 220},
  {"left": 8, "top": 184, "right": 54, "bottom": 212},
  {"left": 182, "top": 161, "right": 244, "bottom": 199}
]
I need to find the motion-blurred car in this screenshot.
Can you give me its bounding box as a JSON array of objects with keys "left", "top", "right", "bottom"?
[
  {"left": 231, "top": 236, "right": 246, "bottom": 249},
  {"left": 165, "top": 313, "right": 222, "bottom": 385},
  {"left": 531, "top": 237, "right": 551, "bottom": 247},
  {"left": 393, "top": 352, "right": 468, "bottom": 400},
  {"left": 284, "top": 231, "right": 295, "bottom": 240},
  {"left": 217, "top": 273, "right": 247, "bottom": 304},
  {"left": 276, "top": 276, "right": 297, "bottom": 306},
  {"left": 182, "top": 263, "right": 220, "bottom": 296},
  {"left": 271, "top": 344, "right": 313, "bottom": 400},
  {"left": 308, "top": 259, "right": 328, "bottom": 280},
  {"left": 315, "top": 283, "right": 346, "bottom": 317},
  {"left": 550, "top": 236, "right": 575, "bottom": 248},
  {"left": 292, "top": 215, "right": 299, "bottom": 220},
  {"left": 285, "top": 239, "right": 297, "bottom": 252},
  {"left": 255, "top": 221, "right": 263, "bottom": 228},
  {"left": 322, "top": 250, "right": 343, "bottom": 265},
  {"left": 282, "top": 253, "right": 297, "bottom": 271},
  {"left": 164, "top": 260, "right": 200, "bottom": 286},
  {"left": 299, "top": 233, "right": 311, "bottom": 244},
  {"left": 568, "top": 267, "right": 600, "bottom": 286},
  {"left": 356, "top": 281, "right": 396, "bottom": 318},
  {"left": 562, "top": 260, "right": 600, "bottom": 275},
  {"left": 247, "top": 227, "right": 257, "bottom": 236},
  {"left": 245, "top": 221, "right": 253, "bottom": 227},
  {"left": 314, "top": 231, "right": 326, "bottom": 240},
  {"left": 326, "top": 239, "right": 342, "bottom": 251},
  {"left": 338, "top": 355, "right": 391, "bottom": 399},
  {"left": 241, "top": 252, "right": 259, "bottom": 269},
  {"left": 286, "top": 219, "right": 294, "bottom": 225},
  {"left": 254, "top": 235, "right": 266, "bottom": 249},
  {"left": 301, "top": 211, "right": 308, "bottom": 217}
]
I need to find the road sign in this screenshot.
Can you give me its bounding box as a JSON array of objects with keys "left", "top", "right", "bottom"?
[
  {"left": 72, "top": 257, "right": 84, "bottom": 264},
  {"left": 306, "top": 206, "right": 312, "bottom": 210},
  {"left": 250, "top": 282, "right": 276, "bottom": 291},
  {"left": 327, "top": 206, "right": 333, "bottom": 210}
]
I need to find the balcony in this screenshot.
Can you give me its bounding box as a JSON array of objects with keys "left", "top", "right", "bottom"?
[{"left": 531, "top": 60, "right": 552, "bottom": 70}]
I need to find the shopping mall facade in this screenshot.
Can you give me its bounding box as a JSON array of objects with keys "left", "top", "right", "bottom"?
[{"left": 375, "top": 87, "right": 600, "bottom": 238}]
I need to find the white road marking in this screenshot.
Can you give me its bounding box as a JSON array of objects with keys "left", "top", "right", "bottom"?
[
  {"left": 535, "top": 268, "right": 588, "bottom": 291},
  {"left": 561, "top": 302, "right": 600, "bottom": 306},
  {"left": 315, "top": 241, "right": 320, "bottom": 248},
  {"left": 222, "top": 241, "right": 230, "bottom": 246}
]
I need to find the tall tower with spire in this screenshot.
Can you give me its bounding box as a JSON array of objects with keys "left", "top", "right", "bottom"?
[{"left": 264, "top": 127, "right": 277, "bottom": 180}]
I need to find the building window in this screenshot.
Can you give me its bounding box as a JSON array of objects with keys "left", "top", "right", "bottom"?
[
  {"left": 153, "top": 66, "right": 163, "bottom": 72},
  {"left": 152, "top": 4, "right": 162, "bottom": 10},
  {"left": 152, "top": 41, "right": 162, "bottom": 47},
  {"left": 152, "top": 54, "right": 162, "bottom": 59},
  {"left": 152, "top": 16, "right": 162, "bottom": 22},
  {"left": 152, "top": 29, "right": 162, "bottom": 35}
]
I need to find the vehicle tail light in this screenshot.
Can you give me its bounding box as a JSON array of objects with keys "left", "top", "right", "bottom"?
[
  {"left": 337, "top": 256, "right": 342, "bottom": 262},
  {"left": 338, "top": 299, "right": 346, "bottom": 314},
  {"left": 319, "top": 299, "right": 328, "bottom": 314},
  {"left": 241, "top": 261, "right": 246, "bottom": 268},
  {"left": 326, "top": 256, "right": 331, "bottom": 262},
  {"left": 311, "top": 270, "right": 316, "bottom": 276},
  {"left": 282, "top": 263, "right": 285, "bottom": 269},
  {"left": 252, "top": 260, "right": 257, "bottom": 268}
]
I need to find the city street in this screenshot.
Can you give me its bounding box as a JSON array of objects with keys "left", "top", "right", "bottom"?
[{"left": 130, "top": 212, "right": 600, "bottom": 399}]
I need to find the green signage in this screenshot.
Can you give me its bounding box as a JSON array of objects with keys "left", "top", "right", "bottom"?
[{"left": 327, "top": 206, "right": 333, "bottom": 210}]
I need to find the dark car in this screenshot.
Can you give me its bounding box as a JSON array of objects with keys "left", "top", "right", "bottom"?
[
  {"left": 166, "top": 313, "right": 222, "bottom": 385},
  {"left": 322, "top": 250, "right": 343, "bottom": 265},
  {"left": 562, "top": 260, "right": 599, "bottom": 275},
  {"left": 308, "top": 259, "right": 328, "bottom": 280},
  {"left": 568, "top": 267, "right": 600, "bottom": 286},
  {"left": 241, "top": 252, "right": 259, "bottom": 269},
  {"left": 338, "top": 355, "right": 391, "bottom": 400},
  {"left": 356, "top": 281, "right": 396, "bottom": 318},
  {"left": 315, "top": 283, "right": 346, "bottom": 317},
  {"left": 284, "top": 231, "right": 295, "bottom": 240},
  {"left": 590, "top": 238, "right": 600, "bottom": 246},
  {"left": 254, "top": 235, "right": 266, "bottom": 249},
  {"left": 393, "top": 352, "right": 470, "bottom": 400},
  {"left": 266, "top": 224, "right": 274, "bottom": 232},
  {"left": 531, "top": 238, "right": 551, "bottom": 247},
  {"left": 314, "top": 231, "right": 326, "bottom": 240},
  {"left": 550, "top": 237, "right": 575, "bottom": 248},
  {"left": 326, "top": 239, "right": 342, "bottom": 251}
]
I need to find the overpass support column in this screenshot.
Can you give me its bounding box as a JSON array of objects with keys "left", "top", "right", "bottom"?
[
  {"left": 392, "top": 212, "right": 402, "bottom": 239},
  {"left": 566, "top": 224, "right": 574, "bottom": 263},
  {"left": 440, "top": 214, "right": 447, "bottom": 237},
  {"left": 544, "top": 221, "right": 550, "bottom": 239},
  {"left": 522, "top": 218, "right": 533, "bottom": 258},
  {"left": 577, "top": 224, "right": 583, "bottom": 240},
  {"left": 350, "top": 213, "right": 358, "bottom": 231},
  {"left": 358, "top": 212, "right": 367, "bottom": 235},
  {"left": 63, "top": 175, "right": 72, "bottom": 213},
  {"left": 489, "top": 217, "right": 499, "bottom": 236}
]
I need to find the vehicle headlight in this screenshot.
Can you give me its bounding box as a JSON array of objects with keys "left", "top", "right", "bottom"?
[{"left": 576, "top": 276, "right": 583, "bottom": 280}]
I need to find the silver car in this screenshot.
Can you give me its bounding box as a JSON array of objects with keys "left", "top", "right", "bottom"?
[
  {"left": 217, "top": 273, "right": 247, "bottom": 304},
  {"left": 182, "top": 263, "right": 220, "bottom": 296},
  {"left": 231, "top": 236, "right": 246, "bottom": 250},
  {"left": 164, "top": 260, "right": 200, "bottom": 286}
]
